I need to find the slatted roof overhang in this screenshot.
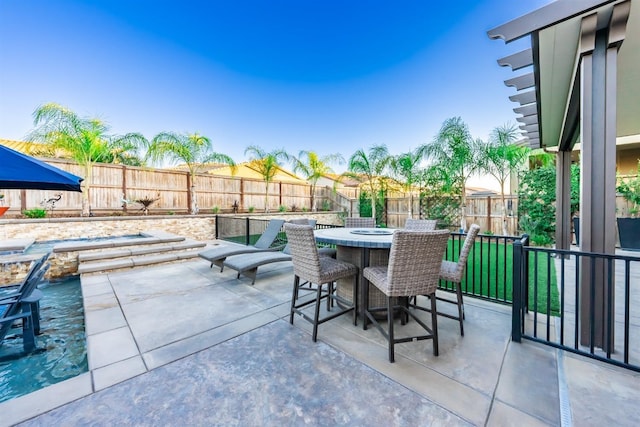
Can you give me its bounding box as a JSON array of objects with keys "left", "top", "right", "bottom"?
[{"left": 487, "top": 0, "right": 640, "bottom": 151}]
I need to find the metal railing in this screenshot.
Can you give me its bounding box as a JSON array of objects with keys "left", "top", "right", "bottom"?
[
  {"left": 215, "top": 216, "right": 339, "bottom": 247},
  {"left": 512, "top": 237, "right": 640, "bottom": 372},
  {"left": 439, "top": 231, "right": 524, "bottom": 304},
  {"left": 216, "top": 217, "right": 525, "bottom": 304}
]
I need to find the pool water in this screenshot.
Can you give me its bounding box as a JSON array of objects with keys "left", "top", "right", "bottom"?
[{"left": 0, "top": 276, "right": 87, "bottom": 403}]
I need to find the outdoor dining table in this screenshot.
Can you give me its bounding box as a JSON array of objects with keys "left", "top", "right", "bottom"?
[{"left": 314, "top": 227, "right": 395, "bottom": 314}]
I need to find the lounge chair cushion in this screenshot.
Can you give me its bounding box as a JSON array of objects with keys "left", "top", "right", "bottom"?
[{"left": 199, "top": 244, "right": 273, "bottom": 263}]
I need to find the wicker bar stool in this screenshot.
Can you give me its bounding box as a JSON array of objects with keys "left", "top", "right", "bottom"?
[
  {"left": 345, "top": 217, "right": 375, "bottom": 228},
  {"left": 284, "top": 223, "right": 359, "bottom": 342},
  {"left": 363, "top": 230, "right": 450, "bottom": 362},
  {"left": 411, "top": 224, "right": 480, "bottom": 336},
  {"left": 404, "top": 218, "right": 437, "bottom": 231}
]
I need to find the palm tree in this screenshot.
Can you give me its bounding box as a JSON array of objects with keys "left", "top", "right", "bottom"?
[
  {"left": 147, "top": 132, "right": 235, "bottom": 214},
  {"left": 99, "top": 138, "right": 146, "bottom": 166},
  {"left": 291, "top": 151, "right": 344, "bottom": 211},
  {"left": 28, "top": 102, "right": 147, "bottom": 216},
  {"left": 345, "top": 144, "right": 391, "bottom": 224},
  {"left": 480, "top": 123, "right": 529, "bottom": 235},
  {"left": 423, "top": 117, "right": 482, "bottom": 231},
  {"left": 244, "top": 145, "right": 290, "bottom": 212},
  {"left": 390, "top": 147, "right": 426, "bottom": 219}
]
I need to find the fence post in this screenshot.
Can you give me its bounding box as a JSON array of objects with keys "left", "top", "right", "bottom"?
[
  {"left": 512, "top": 238, "right": 524, "bottom": 342},
  {"left": 122, "top": 165, "right": 127, "bottom": 214},
  {"left": 245, "top": 217, "right": 250, "bottom": 246}
]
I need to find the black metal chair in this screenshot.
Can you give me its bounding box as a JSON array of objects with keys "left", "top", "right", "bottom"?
[{"left": 1, "top": 259, "right": 50, "bottom": 353}]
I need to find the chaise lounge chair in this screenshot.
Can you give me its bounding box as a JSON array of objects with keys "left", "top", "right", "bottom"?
[
  {"left": 222, "top": 219, "right": 336, "bottom": 285},
  {"left": 1, "top": 258, "right": 50, "bottom": 353},
  {"left": 198, "top": 218, "right": 286, "bottom": 271}
]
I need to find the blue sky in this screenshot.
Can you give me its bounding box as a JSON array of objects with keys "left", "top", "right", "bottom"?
[{"left": 0, "top": 0, "right": 549, "bottom": 172}]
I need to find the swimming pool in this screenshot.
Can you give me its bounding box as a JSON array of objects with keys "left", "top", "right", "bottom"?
[{"left": 0, "top": 276, "right": 87, "bottom": 403}]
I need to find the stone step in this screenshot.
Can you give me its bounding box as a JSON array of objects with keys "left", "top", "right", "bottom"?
[
  {"left": 78, "top": 240, "right": 206, "bottom": 262},
  {"left": 78, "top": 249, "right": 203, "bottom": 274},
  {"left": 53, "top": 232, "right": 184, "bottom": 253}
]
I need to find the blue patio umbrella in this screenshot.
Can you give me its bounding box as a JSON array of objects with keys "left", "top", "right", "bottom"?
[{"left": 0, "top": 144, "right": 83, "bottom": 192}]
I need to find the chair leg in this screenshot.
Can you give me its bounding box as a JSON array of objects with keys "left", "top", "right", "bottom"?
[
  {"left": 21, "top": 307, "right": 36, "bottom": 352},
  {"left": 312, "top": 283, "right": 323, "bottom": 342},
  {"left": 326, "top": 282, "right": 332, "bottom": 311},
  {"left": 430, "top": 294, "right": 439, "bottom": 356},
  {"left": 362, "top": 277, "right": 369, "bottom": 330},
  {"left": 351, "top": 275, "right": 358, "bottom": 326},
  {"left": 388, "top": 296, "right": 395, "bottom": 363},
  {"left": 290, "top": 276, "right": 300, "bottom": 324},
  {"left": 455, "top": 282, "right": 464, "bottom": 336}
]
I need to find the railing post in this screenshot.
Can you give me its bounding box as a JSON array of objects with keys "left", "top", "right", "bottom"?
[
  {"left": 522, "top": 234, "right": 530, "bottom": 312},
  {"left": 512, "top": 238, "right": 524, "bottom": 342},
  {"left": 245, "top": 217, "right": 250, "bottom": 246}
]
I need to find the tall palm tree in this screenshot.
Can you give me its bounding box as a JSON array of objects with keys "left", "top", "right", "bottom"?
[
  {"left": 422, "top": 117, "right": 482, "bottom": 231},
  {"left": 147, "top": 132, "right": 235, "bottom": 214},
  {"left": 291, "top": 150, "right": 344, "bottom": 211},
  {"left": 390, "top": 147, "right": 426, "bottom": 219},
  {"left": 345, "top": 144, "right": 391, "bottom": 223},
  {"left": 244, "top": 145, "right": 289, "bottom": 212},
  {"left": 480, "top": 123, "right": 529, "bottom": 235},
  {"left": 28, "top": 102, "right": 147, "bottom": 216}
]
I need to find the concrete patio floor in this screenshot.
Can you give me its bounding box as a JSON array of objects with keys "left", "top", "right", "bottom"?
[{"left": 3, "top": 251, "right": 640, "bottom": 426}]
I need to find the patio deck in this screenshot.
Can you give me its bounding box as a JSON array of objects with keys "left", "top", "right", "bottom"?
[{"left": 3, "top": 244, "right": 639, "bottom": 426}]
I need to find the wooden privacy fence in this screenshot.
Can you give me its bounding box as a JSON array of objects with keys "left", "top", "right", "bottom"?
[
  {"left": 0, "top": 157, "right": 522, "bottom": 235},
  {"left": 385, "top": 195, "right": 520, "bottom": 235},
  {"left": 0, "top": 158, "right": 322, "bottom": 216}
]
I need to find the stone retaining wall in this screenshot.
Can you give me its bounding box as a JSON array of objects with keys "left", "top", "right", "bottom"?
[
  {"left": 0, "top": 215, "right": 217, "bottom": 242},
  {"left": 0, "top": 212, "right": 343, "bottom": 242}
]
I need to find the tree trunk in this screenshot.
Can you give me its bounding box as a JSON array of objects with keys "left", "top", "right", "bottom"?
[
  {"left": 460, "top": 192, "right": 467, "bottom": 232},
  {"left": 81, "top": 163, "right": 92, "bottom": 217},
  {"left": 370, "top": 183, "right": 377, "bottom": 224},
  {"left": 190, "top": 185, "right": 199, "bottom": 215},
  {"left": 500, "top": 182, "right": 508, "bottom": 236},
  {"left": 264, "top": 181, "right": 270, "bottom": 213}
]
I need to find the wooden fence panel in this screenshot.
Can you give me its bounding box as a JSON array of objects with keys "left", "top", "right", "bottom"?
[{"left": 195, "top": 175, "right": 241, "bottom": 212}]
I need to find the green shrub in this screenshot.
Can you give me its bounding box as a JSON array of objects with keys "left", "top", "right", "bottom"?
[
  {"left": 278, "top": 205, "right": 287, "bottom": 212},
  {"left": 321, "top": 200, "right": 331, "bottom": 211},
  {"left": 248, "top": 206, "right": 255, "bottom": 213},
  {"left": 359, "top": 190, "right": 384, "bottom": 224},
  {"left": 211, "top": 206, "right": 220, "bottom": 214},
  {"left": 23, "top": 208, "right": 46, "bottom": 218},
  {"left": 518, "top": 164, "right": 580, "bottom": 245},
  {"left": 617, "top": 160, "right": 640, "bottom": 217}
]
